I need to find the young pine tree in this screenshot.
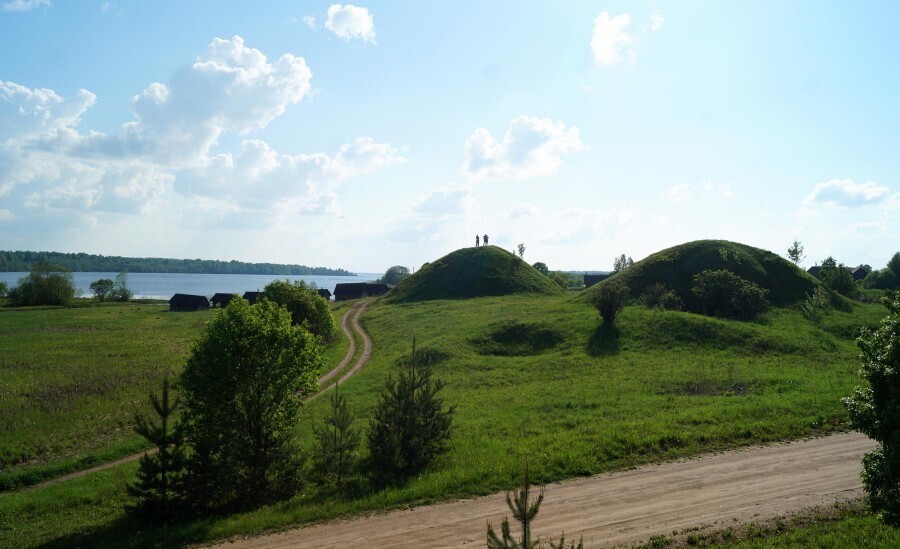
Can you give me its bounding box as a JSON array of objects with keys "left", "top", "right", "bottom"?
[
  {"left": 365, "top": 335, "right": 455, "bottom": 485},
  {"left": 312, "top": 382, "right": 360, "bottom": 493},
  {"left": 126, "top": 378, "right": 187, "bottom": 522}
]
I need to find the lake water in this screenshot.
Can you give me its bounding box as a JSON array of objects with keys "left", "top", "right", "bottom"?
[{"left": 0, "top": 272, "right": 381, "bottom": 300}]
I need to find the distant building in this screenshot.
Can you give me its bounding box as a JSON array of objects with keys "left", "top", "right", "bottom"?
[
  {"left": 583, "top": 273, "right": 612, "bottom": 288},
  {"left": 334, "top": 282, "right": 391, "bottom": 301},
  {"left": 807, "top": 265, "right": 869, "bottom": 281},
  {"left": 169, "top": 293, "right": 210, "bottom": 312},
  {"left": 317, "top": 288, "right": 332, "bottom": 300},
  {"left": 242, "top": 291, "right": 261, "bottom": 304},
  {"left": 210, "top": 293, "right": 236, "bottom": 308},
  {"left": 807, "top": 266, "right": 821, "bottom": 278}
]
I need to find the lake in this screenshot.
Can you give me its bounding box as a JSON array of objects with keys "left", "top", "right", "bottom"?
[{"left": 0, "top": 272, "right": 381, "bottom": 300}]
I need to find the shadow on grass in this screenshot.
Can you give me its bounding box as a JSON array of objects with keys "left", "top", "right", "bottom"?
[
  {"left": 38, "top": 516, "right": 215, "bottom": 549},
  {"left": 586, "top": 323, "right": 620, "bottom": 356}
]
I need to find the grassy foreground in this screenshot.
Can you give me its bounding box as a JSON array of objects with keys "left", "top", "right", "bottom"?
[{"left": 0, "top": 293, "right": 888, "bottom": 548}]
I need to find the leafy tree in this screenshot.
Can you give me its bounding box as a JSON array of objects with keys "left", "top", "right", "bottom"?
[
  {"left": 517, "top": 243, "right": 526, "bottom": 259},
  {"left": 692, "top": 270, "right": 768, "bottom": 320},
  {"left": 612, "top": 254, "right": 633, "bottom": 273},
  {"left": 7, "top": 261, "right": 77, "bottom": 306},
  {"left": 888, "top": 252, "right": 900, "bottom": 279},
  {"left": 90, "top": 278, "right": 115, "bottom": 301},
  {"left": 312, "top": 383, "right": 360, "bottom": 493},
  {"left": 864, "top": 269, "right": 900, "bottom": 290},
  {"left": 126, "top": 378, "right": 188, "bottom": 522},
  {"left": 487, "top": 462, "right": 584, "bottom": 549},
  {"left": 843, "top": 296, "right": 900, "bottom": 525},
  {"left": 549, "top": 272, "right": 568, "bottom": 289},
  {"left": 262, "top": 279, "right": 338, "bottom": 341},
  {"left": 532, "top": 262, "right": 549, "bottom": 276},
  {"left": 819, "top": 257, "right": 858, "bottom": 297},
  {"left": 591, "top": 283, "right": 628, "bottom": 327},
  {"left": 365, "top": 336, "right": 455, "bottom": 485},
  {"left": 0, "top": 281, "right": 8, "bottom": 299},
  {"left": 379, "top": 265, "right": 411, "bottom": 285},
  {"left": 113, "top": 270, "right": 134, "bottom": 301},
  {"left": 787, "top": 240, "right": 806, "bottom": 265},
  {"left": 180, "top": 298, "right": 322, "bottom": 510}
]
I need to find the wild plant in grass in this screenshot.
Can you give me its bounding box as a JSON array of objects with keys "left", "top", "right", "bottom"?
[
  {"left": 126, "top": 378, "right": 187, "bottom": 522},
  {"left": 312, "top": 382, "right": 360, "bottom": 494},
  {"left": 487, "top": 462, "right": 585, "bottom": 549},
  {"left": 799, "top": 286, "right": 832, "bottom": 324}
]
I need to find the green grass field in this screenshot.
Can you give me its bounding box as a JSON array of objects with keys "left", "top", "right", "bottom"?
[{"left": 0, "top": 291, "right": 888, "bottom": 548}]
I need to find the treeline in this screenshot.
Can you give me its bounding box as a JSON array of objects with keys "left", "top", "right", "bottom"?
[{"left": 0, "top": 251, "right": 354, "bottom": 276}]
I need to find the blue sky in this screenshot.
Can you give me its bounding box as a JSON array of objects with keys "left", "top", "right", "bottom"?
[{"left": 1, "top": 1, "right": 897, "bottom": 272}]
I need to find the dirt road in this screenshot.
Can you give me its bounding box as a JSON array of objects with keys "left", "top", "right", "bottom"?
[
  {"left": 215, "top": 431, "right": 874, "bottom": 549},
  {"left": 19, "top": 300, "right": 373, "bottom": 493}
]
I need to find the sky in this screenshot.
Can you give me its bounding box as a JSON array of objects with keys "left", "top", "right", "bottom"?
[{"left": 1, "top": 1, "right": 898, "bottom": 273}]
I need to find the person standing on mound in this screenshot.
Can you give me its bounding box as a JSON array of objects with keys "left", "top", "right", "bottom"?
[
  {"left": 483, "top": 234, "right": 489, "bottom": 246},
  {"left": 475, "top": 235, "right": 480, "bottom": 247}
]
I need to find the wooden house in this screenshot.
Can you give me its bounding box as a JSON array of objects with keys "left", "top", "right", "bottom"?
[
  {"left": 242, "top": 291, "right": 261, "bottom": 304},
  {"left": 317, "top": 288, "right": 332, "bottom": 300},
  {"left": 333, "top": 282, "right": 392, "bottom": 301},
  {"left": 169, "top": 293, "right": 210, "bottom": 312},
  {"left": 210, "top": 293, "right": 236, "bottom": 308}
]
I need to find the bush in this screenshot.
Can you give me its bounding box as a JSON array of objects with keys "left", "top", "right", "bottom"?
[
  {"left": 90, "top": 279, "right": 115, "bottom": 301},
  {"left": 365, "top": 338, "right": 455, "bottom": 485},
  {"left": 0, "top": 280, "right": 7, "bottom": 299},
  {"left": 864, "top": 268, "right": 900, "bottom": 290},
  {"left": 692, "top": 269, "right": 769, "bottom": 320},
  {"left": 179, "top": 298, "right": 322, "bottom": 510},
  {"left": 262, "top": 279, "right": 338, "bottom": 341},
  {"left": 819, "top": 257, "right": 858, "bottom": 297},
  {"left": 591, "top": 283, "right": 628, "bottom": 327},
  {"left": 7, "top": 261, "right": 77, "bottom": 306},
  {"left": 799, "top": 286, "right": 832, "bottom": 324},
  {"left": 112, "top": 270, "right": 134, "bottom": 301},
  {"left": 843, "top": 296, "right": 900, "bottom": 525},
  {"left": 640, "top": 283, "right": 683, "bottom": 311}
]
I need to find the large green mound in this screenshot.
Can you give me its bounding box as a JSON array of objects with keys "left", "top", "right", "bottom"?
[
  {"left": 584, "top": 239, "right": 820, "bottom": 309},
  {"left": 385, "top": 246, "right": 564, "bottom": 303}
]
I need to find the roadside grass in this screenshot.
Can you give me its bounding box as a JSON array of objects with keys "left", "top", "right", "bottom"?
[
  {"left": 0, "top": 294, "right": 887, "bottom": 547},
  {"left": 0, "top": 301, "right": 349, "bottom": 491}
]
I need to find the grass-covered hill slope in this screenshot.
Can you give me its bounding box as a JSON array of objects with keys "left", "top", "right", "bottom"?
[
  {"left": 384, "top": 246, "right": 564, "bottom": 303},
  {"left": 585, "top": 239, "right": 820, "bottom": 308}
]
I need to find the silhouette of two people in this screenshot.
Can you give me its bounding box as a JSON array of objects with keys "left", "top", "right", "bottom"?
[{"left": 475, "top": 234, "right": 489, "bottom": 247}]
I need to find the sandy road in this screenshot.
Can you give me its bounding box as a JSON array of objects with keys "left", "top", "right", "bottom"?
[
  {"left": 215, "top": 432, "right": 875, "bottom": 549},
  {"left": 17, "top": 299, "right": 373, "bottom": 493}
]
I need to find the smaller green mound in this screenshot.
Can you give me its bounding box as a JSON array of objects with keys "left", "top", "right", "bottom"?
[
  {"left": 472, "top": 321, "right": 566, "bottom": 356},
  {"left": 584, "top": 239, "right": 819, "bottom": 311},
  {"left": 385, "top": 246, "right": 564, "bottom": 303}
]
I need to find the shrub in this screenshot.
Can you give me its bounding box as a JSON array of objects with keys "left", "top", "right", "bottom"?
[
  {"left": 312, "top": 383, "right": 360, "bottom": 494},
  {"left": 365, "top": 337, "right": 455, "bottom": 485},
  {"left": 7, "top": 261, "right": 77, "bottom": 306},
  {"left": 112, "top": 270, "right": 134, "bottom": 301},
  {"left": 799, "top": 286, "right": 832, "bottom": 324},
  {"left": 179, "top": 298, "right": 322, "bottom": 510},
  {"left": 864, "top": 268, "right": 899, "bottom": 290},
  {"left": 126, "top": 379, "right": 188, "bottom": 523},
  {"left": 0, "top": 281, "right": 8, "bottom": 299},
  {"left": 90, "top": 279, "right": 115, "bottom": 301},
  {"left": 843, "top": 295, "right": 900, "bottom": 525},
  {"left": 640, "top": 283, "right": 683, "bottom": 311},
  {"left": 819, "top": 258, "right": 858, "bottom": 297},
  {"left": 692, "top": 269, "right": 768, "bottom": 320},
  {"left": 263, "top": 279, "right": 338, "bottom": 341},
  {"left": 591, "top": 283, "right": 628, "bottom": 327}
]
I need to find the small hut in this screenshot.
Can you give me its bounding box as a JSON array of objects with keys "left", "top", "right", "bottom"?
[
  {"left": 169, "top": 293, "right": 210, "bottom": 312},
  {"left": 211, "top": 293, "right": 236, "bottom": 308},
  {"left": 242, "top": 291, "right": 261, "bottom": 304},
  {"left": 317, "top": 288, "right": 332, "bottom": 300}
]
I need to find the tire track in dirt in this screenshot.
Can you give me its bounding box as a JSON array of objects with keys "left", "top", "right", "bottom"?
[
  {"left": 15, "top": 300, "right": 374, "bottom": 493},
  {"left": 213, "top": 432, "right": 875, "bottom": 549}
]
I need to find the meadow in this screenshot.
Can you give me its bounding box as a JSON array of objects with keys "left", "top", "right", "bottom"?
[{"left": 0, "top": 290, "right": 887, "bottom": 548}]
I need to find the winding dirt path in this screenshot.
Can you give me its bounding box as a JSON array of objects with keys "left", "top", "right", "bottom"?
[
  {"left": 17, "top": 300, "right": 374, "bottom": 493},
  {"left": 213, "top": 432, "right": 875, "bottom": 549}
]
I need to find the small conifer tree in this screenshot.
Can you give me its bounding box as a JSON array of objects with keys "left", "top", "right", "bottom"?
[
  {"left": 365, "top": 334, "right": 455, "bottom": 484},
  {"left": 126, "top": 378, "right": 187, "bottom": 522},
  {"left": 312, "top": 382, "right": 360, "bottom": 493}
]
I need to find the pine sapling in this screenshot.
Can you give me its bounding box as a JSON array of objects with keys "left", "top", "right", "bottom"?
[
  {"left": 487, "top": 461, "right": 544, "bottom": 549},
  {"left": 312, "top": 382, "right": 360, "bottom": 493}
]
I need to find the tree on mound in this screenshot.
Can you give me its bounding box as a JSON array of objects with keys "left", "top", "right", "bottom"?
[
  {"left": 385, "top": 246, "right": 564, "bottom": 303},
  {"left": 262, "top": 279, "right": 338, "bottom": 341},
  {"left": 584, "top": 240, "right": 818, "bottom": 315}
]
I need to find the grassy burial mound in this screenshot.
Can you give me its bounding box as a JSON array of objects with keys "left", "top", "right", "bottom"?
[
  {"left": 385, "top": 246, "right": 564, "bottom": 303},
  {"left": 585, "top": 239, "right": 820, "bottom": 311}
]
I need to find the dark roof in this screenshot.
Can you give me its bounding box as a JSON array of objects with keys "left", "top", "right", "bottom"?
[
  {"left": 850, "top": 267, "right": 869, "bottom": 281},
  {"left": 807, "top": 266, "right": 821, "bottom": 277},
  {"left": 334, "top": 282, "right": 368, "bottom": 296},
  {"left": 168, "top": 294, "right": 209, "bottom": 307},
  {"left": 583, "top": 273, "right": 612, "bottom": 287},
  {"left": 317, "top": 288, "right": 332, "bottom": 298},
  {"left": 211, "top": 293, "right": 236, "bottom": 306},
  {"left": 242, "top": 291, "right": 261, "bottom": 304},
  {"left": 365, "top": 283, "right": 389, "bottom": 295}
]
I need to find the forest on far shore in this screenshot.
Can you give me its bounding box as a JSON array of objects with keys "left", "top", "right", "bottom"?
[{"left": 0, "top": 250, "right": 355, "bottom": 276}]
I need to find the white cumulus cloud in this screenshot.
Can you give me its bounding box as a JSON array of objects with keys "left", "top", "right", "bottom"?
[
  {"left": 462, "top": 116, "right": 586, "bottom": 181},
  {"left": 664, "top": 181, "right": 734, "bottom": 203},
  {"left": 651, "top": 10, "right": 664, "bottom": 32},
  {"left": 325, "top": 4, "right": 376, "bottom": 43},
  {"left": 2, "top": 0, "right": 50, "bottom": 12},
  {"left": 591, "top": 11, "right": 634, "bottom": 66},
  {"left": 803, "top": 178, "right": 890, "bottom": 207}
]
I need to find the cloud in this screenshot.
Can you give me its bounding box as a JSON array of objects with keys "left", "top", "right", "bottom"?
[
  {"left": 541, "top": 204, "right": 639, "bottom": 245},
  {"left": 325, "top": 4, "right": 376, "bottom": 43},
  {"left": 591, "top": 11, "right": 634, "bottom": 66},
  {"left": 803, "top": 178, "right": 890, "bottom": 207},
  {"left": 411, "top": 186, "right": 473, "bottom": 216},
  {"left": 0, "top": 209, "right": 15, "bottom": 221},
  {"left": 462, "top": 116, "right": 586, "bottom": 181},
  {"left": 303, "top": 15, "right": 317, "bottom": 30},
  {"left": 508, "top": 203, "right": 538, "bottom": 218},
  {"left": 1, "top": 0, "right": 50, "bottom": 12},
  {"left": 663, "top": 181, "right": 734, "bottom": 203},
  {"left": 651, "top": 10, "right": 664, "bottom": 32},
  {"left": 387, "top": 186, "right": 475, "bottom": 243}
]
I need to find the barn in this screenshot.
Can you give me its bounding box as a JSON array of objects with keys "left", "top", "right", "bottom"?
[
  {"left": 334, "top": 282, "right": 391, "bottom": 301},
  {"left": 317, "top": 288, "right": 332, "bottom": 300},
  {"left": 242, "top": 291, "right": 261, "bottom": 304},
  {"left": 169, "top": 293, "right": 210, "bottom": 312},
  {"left": 211, "top": 293, "right": 235, "bottom": 308}
]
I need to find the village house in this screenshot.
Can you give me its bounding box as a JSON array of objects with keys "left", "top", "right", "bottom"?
[
  {"left": 168, "top": 293, "right": 210, "bottom": 312},
  {"left": 210, "top": 293, "right": 235, "bottom": 308}
]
